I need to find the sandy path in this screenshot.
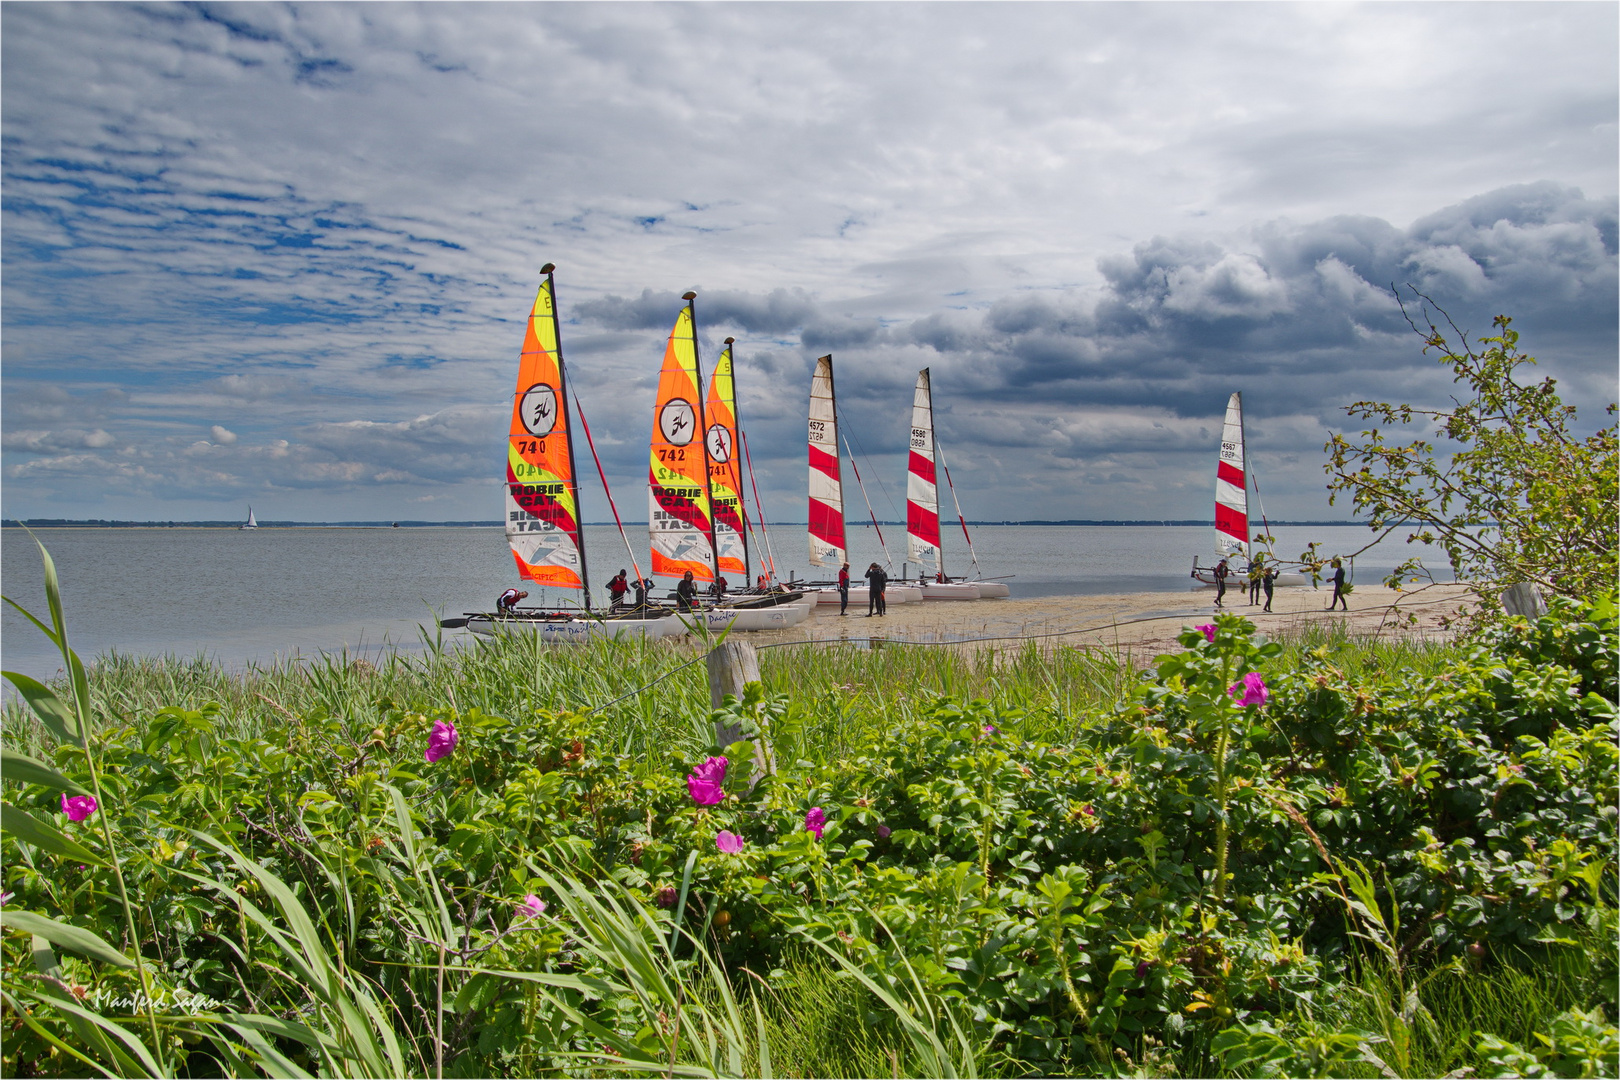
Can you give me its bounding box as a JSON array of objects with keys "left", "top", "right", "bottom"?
[{"left": 747, "top": 582, "right": 1474, "bottom": 660}]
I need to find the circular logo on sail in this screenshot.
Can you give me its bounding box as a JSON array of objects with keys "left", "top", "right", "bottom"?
[
  {"left": 520, "top": 383, "right": 557, "bottom": 436},
  {"left": 705, "top": 423, "right": 732, "bottom": 463},
  {"left": 659, "top": 399, "right": 696, "bottom": 446}
]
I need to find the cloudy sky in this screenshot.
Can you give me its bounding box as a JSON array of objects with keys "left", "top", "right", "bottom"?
[{"left": 3, "top": 1, "right": 1615, "bottom": 526}]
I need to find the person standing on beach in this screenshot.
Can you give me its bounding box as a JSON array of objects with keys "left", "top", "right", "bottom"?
[
  {"left": 1262, "top": 565, "right": 1278, "bottom": 612},
  {"left": 1213, "top": 558, "right": 1229, "bottom": 608},
  {"left": 1248, "top": 557, "right": 1264, "bottom": 605},
  {"left": 864, "top": 562, "right": 887, "bottom": 616},
  {"left": 1327, "top": 557, "right": 1349, "bottom": 611},
  {"left": 837, "top": 562, "right": 851, "bottom": 616}
]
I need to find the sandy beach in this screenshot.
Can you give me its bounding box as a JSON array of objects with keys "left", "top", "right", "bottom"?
[{"left": 751, "top": 582, "right": 1474, "bottom": 662}]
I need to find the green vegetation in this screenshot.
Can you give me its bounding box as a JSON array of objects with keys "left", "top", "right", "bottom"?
[
  {"left": 3, "top": 538, "right": 1616, "bottom": 1077},
  {"left": 1323, "top": 294, "right": 1618, "bottom": 612}
]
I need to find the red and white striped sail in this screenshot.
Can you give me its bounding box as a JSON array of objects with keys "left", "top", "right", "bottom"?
[
  {"left": 905, "top": 368, "right": 942, "bottom": 574},
  {"left": 1215, "top": 391, "right": 1249, "bottom": 559},
  {"left": 807, "top": 354, "right": 845, "bottom": 567}
]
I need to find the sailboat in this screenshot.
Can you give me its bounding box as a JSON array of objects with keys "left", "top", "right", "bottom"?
[
  {"left": 239, "top": 506, "right": 257, "bottom": 530},
  {"left": 454, "top": 266, "right": 677, "bottom": 641},
  {"left": 805, "top": 355, "right": 917, "bottom": 607},
  {"left": 646, "top": 296, "right": 810, "bottom": 631},
  {"left": 905, "top": 369, "right": 1005, "bottom": 599},
  {"left": 1191, "top": 392, "right": 1303, "bottom": 589}
]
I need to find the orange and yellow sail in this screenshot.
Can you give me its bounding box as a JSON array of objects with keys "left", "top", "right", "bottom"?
[
  {"left": 705, "top": 338, "right": 748, "bottom": 580},
  {"left": 505, "top": 272, "right": 586, "bottom": 591},
  {"left": 648, "top": 297, "right": 717, "bottom": 582}
]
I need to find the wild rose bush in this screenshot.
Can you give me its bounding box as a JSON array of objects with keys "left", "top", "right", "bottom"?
[{"left": 2, "top": 597, "right": 1614, "bottom": 1076}]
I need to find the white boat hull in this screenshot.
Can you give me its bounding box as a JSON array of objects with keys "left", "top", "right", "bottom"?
[
  {"left": 676, "top": 598, "right": 813, "bottom": 631},
  {"left": 467, "top": 614, "right": 682, "bottom": 641},
  {"left": 812, "top": 585, "right": 919, "bottom": 606},
  {"left": 921, "top": 582, "right": 981, "bottom": 600},
  {"left": 968, "top": 581, "right": 1010, "bottom": 598}
]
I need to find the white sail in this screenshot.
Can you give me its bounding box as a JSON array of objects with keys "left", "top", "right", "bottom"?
[
  {"left": 807, "top": 355, "right": 845, "bottom": 567},
  {"left": 1215, "top": 391, "right": 1248, "bottom": 559},
  {"left": 241, "top": 506, "right": 257, "bottom": 530},
  {"left": 905, "top": 369, "right": 941, "bottom": 572}
]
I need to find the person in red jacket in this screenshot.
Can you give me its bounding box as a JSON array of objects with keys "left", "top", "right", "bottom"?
[
  {"left": 837, "top": 562, "right": 851, "bottom": 615},
  {"left": 497, "top": 588, "right": 528, "bottom": 613}
]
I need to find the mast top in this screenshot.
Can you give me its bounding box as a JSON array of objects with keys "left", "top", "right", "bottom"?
[
  {"left": 540, "top": 262, "right": 555, "bottom": 275},
  {"left": 724, "top": 336, "right": 735, "bottom": 345},
  {"left": 682, "top": 290, "right": 697, "bottom": 301}
]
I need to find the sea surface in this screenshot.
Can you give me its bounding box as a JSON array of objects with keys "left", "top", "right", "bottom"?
[{"left": 1, "top": 524, "right": 1452, "bottom": 681}]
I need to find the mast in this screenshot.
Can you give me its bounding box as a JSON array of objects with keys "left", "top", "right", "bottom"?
[
  {"left": 905, "top": 368, "right": 942, "bottom": 578},
  {"left": 505, "top": 263, "right": 589, "bottom": 602},
  {"left": 1215, "top": 391, "right": 1249, "bottom": 562},
  {"left": 548, "top": 265, "right": 591, "bottom": 608},
  {"left": 688, "top": 293, "right": 721, "bottom": 577},
  {"left": 807, "top": 354, "right": 845, "bottom": 568}
]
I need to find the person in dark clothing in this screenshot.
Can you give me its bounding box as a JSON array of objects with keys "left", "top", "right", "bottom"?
[
  {"left": 1262, "top": 566, "right": 1278, "bottom": 613},
  {"left": 864, "top": 562, "right": 888, "bottom": 616},
  {"left": 711, "top": 576, "right": 728, "bottom": 600},
  {"left": 1248, "top": 557, "right": 1264, "bottom": 605},
  {"left": 1327, "top": 558, "right": 1349, "bottom": 611},
  {"left": 676, "top": 570, "right": 699, "bottom": 611},
  {"left": 1213, "top": 558, "right": 1229, "bottom": 608},
  {"left": 608, "top": 570, "right": 630, "bottom": 609},
  {"left": 632, "top": 577, "right": 650, "bottom": 607},
  {"left": 837, "top": 562, "right": 851, "bottom": 616}
]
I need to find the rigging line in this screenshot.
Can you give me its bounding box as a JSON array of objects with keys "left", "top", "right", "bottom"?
[
  {"left": 572, "top": 390, "right": 646, "bottom": 589},
  {"left": 586, "top": 654, "right": 707, "bottom": 714},
  {"left": 1249, "top": 460, "right": 1276, "bottom": 558},
  {"left": 933, "top": 435, "right": 982, "bottom": 579},
  {"left": 840, "top": 411, "right": 904, "bottom": 520},
  {"left": 739, "top": 429, "right": 779, "bottom": 583},
  {"left": 842, "top": 433, "right": 894, "bottom": 567}
]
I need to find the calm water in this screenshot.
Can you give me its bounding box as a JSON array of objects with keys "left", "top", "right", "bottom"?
[{"left": 1, "top": 524, "right": 1449, "bottom": 681}]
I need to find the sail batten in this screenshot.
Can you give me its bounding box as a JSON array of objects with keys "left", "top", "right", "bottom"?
[
  {"left": 905, "top": 368, "right": 942, "bottom": 574},
  {"left": 807, "top": 355, "right": 845, "bottom": 567},
  {"left": 648, "top": 299, "right": 717, "bottom": 582},
  {"left": 705, "top": 339, "right": 748, "bottom": 581},
  {"left": 505, "top": 272, "right": 587, "bottom": 595},
  {"left": 1214, "top": 391, "right": 1248, "bottom": 560}
]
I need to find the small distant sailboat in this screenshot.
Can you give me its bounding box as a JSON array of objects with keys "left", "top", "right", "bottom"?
[{"left": 239, "top": 506, "right": 258, "bottom": 530}]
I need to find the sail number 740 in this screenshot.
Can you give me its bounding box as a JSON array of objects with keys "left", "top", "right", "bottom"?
[{"left": 516, "top": 439, "right": 547, "bottom": 454}]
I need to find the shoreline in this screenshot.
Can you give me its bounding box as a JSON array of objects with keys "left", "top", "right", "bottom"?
[{"left": 749, "top": 582, "right": 1474, "bottom": 660}]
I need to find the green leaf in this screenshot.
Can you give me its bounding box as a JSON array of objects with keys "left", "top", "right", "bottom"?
[
  {"left": 1, "top": 909, "right": 135, "bottom": 968},
  {"left": 0, "top": 671, "right": 80, "bottom": 745},
  {"left": 0, "top": 748, "right": 91, "bottom": 795},
  {"left": 1, "top": 802, "right": 109, "bottom": 868}
]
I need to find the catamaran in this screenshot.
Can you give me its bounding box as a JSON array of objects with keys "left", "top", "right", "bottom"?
[
  {"left": 1191, "top": 391, "right": 1303, "bottom": 588},
  {"left": 645, "top": 295, "right": 810, "bottom": 631},
  {"left": 805, "top": 354, "right": 918, "bottom": 607},
  {"left": 449, "top": 266, "right": 678, "bottom": 641},
  {"left": 904, "top": 368, "right": 1008, "bottom": 599}
]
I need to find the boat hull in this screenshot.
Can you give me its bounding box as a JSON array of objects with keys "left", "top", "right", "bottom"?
[
  {"left": 811, "top": 585, "right": 919, "bottom": 606},
  {"left": 969, "top": 581, "right": 1010, "bottom": 598},
  {"left": 674, "top": 598, "right": 814, "bottom": 631},
  {"left": 920, "top": 582, "right": 981, "bottom": 600},
  {"left": 466, "top": 613, "right": 681, "bottom": 641}
]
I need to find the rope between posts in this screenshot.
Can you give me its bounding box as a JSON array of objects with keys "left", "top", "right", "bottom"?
[{"left": 585, "top": 592, "right": 1462, "bottom": 713}]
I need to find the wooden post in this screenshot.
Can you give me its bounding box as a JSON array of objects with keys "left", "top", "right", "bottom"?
[{"left": 707, "top": 640, "right": 773, "bottom": 783}]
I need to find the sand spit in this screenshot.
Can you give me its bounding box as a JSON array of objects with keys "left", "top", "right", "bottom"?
[{"left": 745, "top": 583, "right": 1474, "bottom": 662}]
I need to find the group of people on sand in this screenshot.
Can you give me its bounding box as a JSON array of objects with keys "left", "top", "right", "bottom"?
[
  {"left": 834, "top": 561, "right": 890, "bottom": 617},
  {"left": 1211, "top": 554, "right": 1348, "bottom": 613}
]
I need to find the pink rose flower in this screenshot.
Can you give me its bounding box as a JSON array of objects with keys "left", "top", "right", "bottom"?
[
  {"left": 1229, "top": 671, "right": 1269, "bottom": 707},
  {"left": 520, "top": 894, "right": 546, "bottom": 918},
  {"left": 425, "top": 719, "right": 458, "bottom": 763},
  {"left": 876, "top": 824, "right": 891, "bottom": 839},
  {"left": 60, "top": 794, "right": 97, "bottom": 822},
  {"left": 716, "top": 830, "right": 746, "bottom": 854},
  {"left": 687, "top": 756, "right": 728, "bottom": 805},
  {"left": 1195, "top": 624, "right": 1216, "bottom": 643},
  {"left": 804, "top": 806, "right": 827, "bottom": 839}
]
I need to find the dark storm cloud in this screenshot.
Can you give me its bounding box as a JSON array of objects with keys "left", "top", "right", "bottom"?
[{"left": 577, "top": 288, "right": 820, "bottom": 335}]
